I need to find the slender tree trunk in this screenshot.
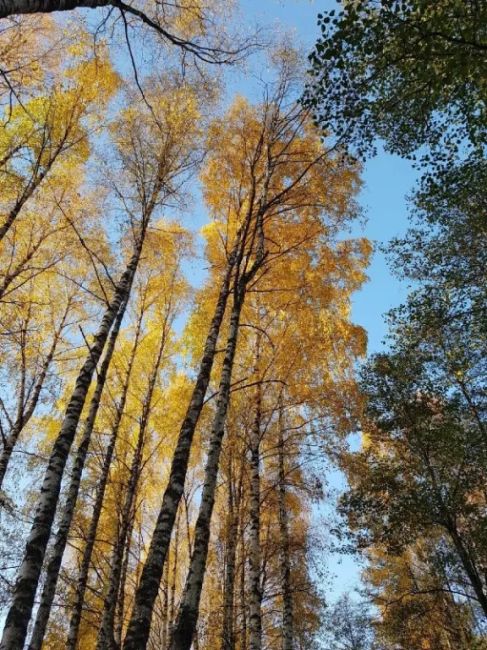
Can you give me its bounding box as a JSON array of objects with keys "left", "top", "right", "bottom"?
[
  {"left": 96, "top": 327, "right": 168, "bottom": 650},
  {"left": 222, "top": 460, "right": 235, "bottom": 650},
  {"left": 168, "top": 510, "right": 181, "bottom": 632},
  {"left": 66, "top": 305, "right": 144, "bottom": 650},
  {"left": 169, "top": 207, "right": 265, "bottom": 650},
  {"left": 169, "top": 289, "right": 244, "bottom": 650},
  {"left": 27, "top": 294, "right": 129, "bottom": 650},
  {"left": 239, "top": 534, "right": 247, "bottom": 650},
  {"left": 277, "top": 399, "right": 293, "bottom": 650},
  {"left": 114, "top": 511, "right": 135, "bottom": 647},
  {"left": 161, "top": 549, "right": 170, "bottom": 650},
  {"left": 448, "top": 523, "right": 487, "bottom": 617},
  {"left": 222, "top": 456, "right": 242, "bottom": 650},
  {"left": 122, "top": 240, "right": 241, "bottom": 650},
  {"left": 0, "top": 0, "right": 111, "bottom": 19},
  {"left": 183, "top": 491, "right": 194, "bottom": 557},
  {"left": 96, "top": 430, "right": 143, "bottom": 650},
  {"left": 248, "top": 370, "right": 262, "bottom": 650},
  {"left": 0, "top": 224, "right": 146, "bottom": 650},
  {"left": 0, "top": 299, "right": 71, "bottom": 489}
]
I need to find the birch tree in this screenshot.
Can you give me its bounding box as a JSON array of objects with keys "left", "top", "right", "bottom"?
[
  {"left": 169, "top": 54, "right": 368, "bottom": 649},
  {"left": 95, "top": 228, "right": 190, "bottom": 650},
  {"left": 27, "top": 291, "right": 129, "bottom": 650}
]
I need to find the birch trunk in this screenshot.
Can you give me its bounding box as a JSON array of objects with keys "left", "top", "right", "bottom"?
[
  {"left": 122, "top": 244, "right": 240, "bottom": 650},
  {"left": 161, "top": 549, "right": 170, "bottom": 650},
  {"left": 0, "top": 0, "right": 111, "bottom": 18},
  {"left": 168, "top": 206, "right": 266, "bottom": 650},
  {"left": 27, "top": 293, "right": 129, "bottom": 650},
  {"left": 222, "top": 462, "right": 235, "bottom": 650},
  {"left": 95, "top": 431, "right": 143, "bottom": 650},
  {"left": 0, "top": 299, "right": 71, "bottom": 490},
  {"left": 0, "top": 226, "right": 145, "bottom": 650},
  {"left": 239, "top": 531, "right": 247, "bottom": 650},
  {"left": 222, "top": 456, "right": 242, "bottom": 650},
  {"left": 96, "top": 327, "right": 168, "bottom": 650},
  {"left": 277, "top": 401, "right": 293, "bottom": 650},
  {"left": 114, "top": 511, "right": 135, "bottom": 648},
  {"left": 248, "top": 372, "right": 262, "bottom": 650},
  {"left": 66, "top": 307, "right": 144, "bottom": 650},
  {"left": 169, "top": 290, "right": 244, "bottom": 650},
  {"left": 168, "top": 511, "right": 181, "bottom": 631}
]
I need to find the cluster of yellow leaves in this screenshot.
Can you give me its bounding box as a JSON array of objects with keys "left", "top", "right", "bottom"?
[
  {"left": 365, "top": 542, "right": 476, "bottom": 650},
  {"left": 188, "top": 98, "right": 371, "bottom": 432}
]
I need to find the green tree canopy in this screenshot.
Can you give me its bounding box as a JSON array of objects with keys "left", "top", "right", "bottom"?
[{"left": 304, "top": 0, "right": 486, "bottom": 167}]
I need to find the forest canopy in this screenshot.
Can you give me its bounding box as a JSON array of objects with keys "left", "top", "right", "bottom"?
[{"left": 0, "top": 1, "right": 485, "bottom": 649}]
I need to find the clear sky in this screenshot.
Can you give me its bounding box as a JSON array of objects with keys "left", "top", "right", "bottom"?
[{"left": 231, "top": 0, "right": 418, "bottom": 599}]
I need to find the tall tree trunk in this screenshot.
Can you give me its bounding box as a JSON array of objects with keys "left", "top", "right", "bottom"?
[
  {"left": 161, "top": 547, "right": 170, "bottom": 650},
  {"left": 169, "top": 289, "right": 244, "bottom": 650},
  {"left": 66, "top": 305, "right": 144, "bottom": 650},
  {"left": 239, "top": 531, "right": 247, "bottom": 650},
  {"left": 114, "top": 510, "right": 135, "bottom": 647},
  {"left": 248, "top": 366, "right": 262, "bottom": 650},
  {"left": 222, "top": 455, "right": 243, "bottom": 650},
  {"left": 222, "top": 459, "right": 235, "bottom": 650},
  {"left": 168, "top": 210, "right": 266, "bottom": 650},
  {"left": 0, "top": 224, "right": 146, "bottom": 650},
  {"left": 0, "top": 0, "right": 111, "bottom": 19},
  {"left": 0, "top": 298, "right": 71, "bottom": 489},
  {"left": 277, "top": 399, "right": 293, "bottom": 650},
  {"left": 95, "top": 429, "right": 143, "bottom": 650},
  {"left": 27, "top": 293, "right": 129, "bottom": 650},
  {"left": 96, "top": 326, "right": 168, "bottom": 650},
  {"left": 168, "top": 510, "right": 181, "bottom": 632},
  {"left": 122, "top": 238, "right": 241, "bottom": 650}
]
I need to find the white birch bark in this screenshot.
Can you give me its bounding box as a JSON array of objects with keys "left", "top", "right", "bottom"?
[
  {"left": 27, "top": 293, "right": 129, "bottom": 650},
  {"left": 248, "top": 363, "right": 263, "bottom": 650},
  {"left": 222, "top": 455, "right": 243, "bottom": 650},
  {"left": 169, "top": 196, "right": 267, "bottom": 650},
  {"left": 278, "top": 400, "right": 294, "bottom": 650},
  {"left": 66, "top": 306, "right": 143, "bottom": 650},
  {"left": 113, "top": 507, "right": 135, "bottom": 648},
  {"left": 169, "top": 291, "right": 244, "bottom": 650},
  {"left": 240, "top": 535, "right": 248, "bottom": 650}
]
